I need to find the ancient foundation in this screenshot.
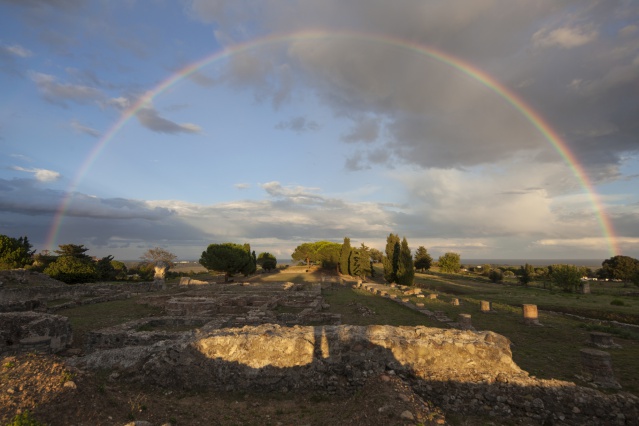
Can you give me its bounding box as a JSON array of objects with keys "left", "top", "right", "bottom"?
[
  {"left": 0, "top": 311, "right": 72, "bottom": 355},
  {"left": 579, "top": 348, "right": 621, "bottom": 389}
]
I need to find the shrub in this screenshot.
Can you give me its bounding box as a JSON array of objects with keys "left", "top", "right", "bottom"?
[{"left": 610, "top": 299, "right": 625, "bottom": 306}]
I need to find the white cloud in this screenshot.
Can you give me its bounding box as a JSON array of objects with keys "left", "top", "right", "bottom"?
[
  {"left": 29, "top": 71, "right": 104, "bottom": 106},
  {"left": 234, "top": 183, "right": 250, "bottom": 190},
  {"left": 11, "top": 166, "right": 61, "bottom": 182},
  {"left": 532, "top": 25, "right": 599, "bottom": 49},
  {"left": 1, "top": 43, "right": 32, "bottom": 58},
  {"left": 70, "top": 119, "right": 100, "bottom": 137}
]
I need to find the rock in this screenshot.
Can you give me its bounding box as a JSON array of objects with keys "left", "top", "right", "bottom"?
[
  {"left": 62, "top": 380, "right": 77, "bottom": 389},
  {"left": 400, "top": 410, "right": 414, "bottom": 420}
]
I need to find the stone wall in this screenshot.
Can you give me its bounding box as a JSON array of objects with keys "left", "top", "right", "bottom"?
[
  {"left": 0, "top": 312, "right": 72, "bottom": 355},
  {"left": 0, "top": 281, "right": 163, "bottom": 303},
  {"left": 70, "top": 324, "right": 638, "bottom": 425}
]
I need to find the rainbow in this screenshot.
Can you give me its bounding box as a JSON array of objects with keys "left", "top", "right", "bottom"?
[{"left": 45, "top": 30, "right": 620, "bottom": 256}]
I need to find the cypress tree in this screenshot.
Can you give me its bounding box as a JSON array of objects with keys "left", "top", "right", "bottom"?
[
  {"left": 382, "top": 233, "right": 400, "bottom": 283},
  {"left": 396, "top": 237, "right": 415, "bottom": 285},
  {"left": 339, "top": 237, "right": 352, "bottom": 275}
]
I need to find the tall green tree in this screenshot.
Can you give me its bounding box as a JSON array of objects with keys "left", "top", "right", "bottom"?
[
  {"left": 200, "top": 243, "right": 253, "bottom": 282},
  {"left": 438, "top": 252, "right": 461, "bottom": 273},
  {"left": 382, "top": 233, "right": 400, "bottom": 283},
  {"left": 42, "top": 243, "right": 99, "bottom": 284},
  {"left": 349, "top": 243, "right": 372, "bottom": 279},
  {"left": 0, "top": 234, "right": 34, "bottom": 270},
  {"left": 96, "top": 255, "right": 117, "bottom": 281},
  {"left": 339, "top": 237, "right": 352, "bottom": 275},
  {"left": 291, "top": 241, "right": 341, "bottom": 270},
  {"left": 257, "top": 252, "right": 277, "bottom": 271},
  {"left": 413, "top": 246, "right": 433, "bottom": 272},
  {"left": 396, "top": 237, "right": 414, "bottom": 285},
  {"left": 518, "top": 263, "right": 535, "bottom": 286},
  {"left": 600, "top": 255, "right": 639, "bottom": 284},
  {"left": 55, "top": 244, "right": 92, "bottom": 259},
  {"left": 549, "top": 264, "right": 584, "bottom": 292}
]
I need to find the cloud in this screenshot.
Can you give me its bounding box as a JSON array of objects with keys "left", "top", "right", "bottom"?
[
  {"left": 70, "top": 119, "right": 100, "bottom": 137},
  {"left": 135, "top": 107, "right": 202, "bottom": 134},
  {"left": 234, "top": 183, "right": 250, "bottom": 190},
  {"left": 10, "top": 166, "right": 61, "bottom": 182},
  {"left": 532, "top": 25, "right": 599, "bottom": 49},
  {"left": 342, "top": 116, "right": 380, "bottom": 143},
  {"left": 275, "top": 116, "right": 319, "bottom": 133},
  {"left": 0, "top": 43, "right": 32, "bottom": 58},
  {"left": 29, "top": 71, "right": 103, "bottom": 106}
]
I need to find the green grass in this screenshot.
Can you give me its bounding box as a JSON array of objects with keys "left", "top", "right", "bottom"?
[
  {"left": 414, "top": 272, "right": 639, "bottom": 324},
  {"left": 57, "top": 297, "right": 164, "bottom": 348},
  {"left": 322, "top": 287, "right": 441, "bottom": 327}
]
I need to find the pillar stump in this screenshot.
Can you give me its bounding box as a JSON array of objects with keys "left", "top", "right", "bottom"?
[
  {"left": 458, "top": 314, "right": 472, "bottom": 330},
  {"left": 428, "top": 293, "right": 438, "bottom": 300},
  {"left": 451, "top": 298, "right": 460, "bottom": 306},
  {"left": 522, "top": 304, "right": 541, "bottom": 325},
  {"left": 580, "top": 348, "right": 621, "bottom": 389},
  {"left": 480, "top": 300, "right": 491, "bottom": 313},
  {"left": 589, "top": 332, "right": 621, "bottom": 349},
  {"left": 581, "top": 281, "right": 591, "bottom": 294}
]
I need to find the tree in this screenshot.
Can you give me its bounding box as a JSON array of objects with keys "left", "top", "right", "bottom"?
[
  {"left": 518, "top": 263, "right": 535, "bottom": 286},
  {"left": 488, "top": 269, "right": 503, "bottom": 283},
  {"left": 44, "top": 255, "right": 97, "bottom": 284},
  {"left": 339, "top": 237, "right": 352, "bottom": 275},
  {"left": 382, "top": 233, "right": 400, "bottom": 283},
  {"left": 350, "top": 243, "right": 372, "bottom": 279},
  {"left": 0, "top": 234, "right": 34, "bottom": 270},
  {"left": 396, "top": 237, "right": 414, "bottom": 285},
  {"left": 369, "top": 248, "right": 383, "bottom": 264},
  {"left": 291, "top": 241, "right": 341, "bottom": 270},
  {"left": 96, "top": 255, "right": 117, "bottom": 281},
  {"left": 291, "top": 242, "right": 314, "bottom": 268},
  {"left": 257, "top": 252, "right": 277, "bottom": 271},
  {"left": 413, "top": 246, "right": 433, "bottom": 272},
  {"left": 438, "top": 252, "right": 461, "bottom": 273},
  {"left": 549, "top": 264, "right": 584, "bottom": 292},
  {"left": 140, "top": 247, "right": 177, "bottom": 268},
  {"left": 600, "top": 255, "right": 639, "bottom": 284},
  {"left": 55, "top": 244, "right": 92, "bottom": 259},
  {"left": 110, "top": 260, "right": 128, "bottom": 280},
  {"left": 240, "top": 244, "right": 257, "bottom": 276},
  {"left": 200, "top": 243, "right": 252, "bottom": 282}
]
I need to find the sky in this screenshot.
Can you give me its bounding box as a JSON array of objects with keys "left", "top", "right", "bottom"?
[{"left": 1, "top": 0, "right": 638, "bottom": 262}]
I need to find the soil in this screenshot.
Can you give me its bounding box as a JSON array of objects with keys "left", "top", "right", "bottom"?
[{"left": 1, "top": 353, "right": 448, "bottom": 426}]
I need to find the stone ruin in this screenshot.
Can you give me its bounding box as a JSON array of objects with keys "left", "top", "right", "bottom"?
[
  {"left": 0, "top": 311, "right": 73, "bottom": 356},
  {"left": 70, "top": 324, "right": 639, "bottom": 424},
  {"left": 83, "top": 281, "right": 341, "bottom": 354}
]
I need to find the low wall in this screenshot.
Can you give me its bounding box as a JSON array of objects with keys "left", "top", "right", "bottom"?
[
  {"left": 0, "top": 281, "right": 162, "bottom": 303},
  {"left": 70, "top": 324, "right": 638, "bottom": 425},
  {"left": 0, "top": 312, "right": 72, "bottom": 355}
]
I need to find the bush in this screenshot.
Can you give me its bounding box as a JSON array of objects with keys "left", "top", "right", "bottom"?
[
  {"left": 610, "top": 299, "right": 625, "bottom": 306},
  {"left": 488, "top": 269, "right": 503, "bottom": 283},
  {"left": 7, "top": 411, "right": 44, "bottom": 426},
  {"left": 43, "top": 256, "right": 97, "bottom": 284}
]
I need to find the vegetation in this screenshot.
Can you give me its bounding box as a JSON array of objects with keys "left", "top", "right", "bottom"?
[
  {"left": 413, "top": 246, "right": 433, "bottom": 272},
  {"left": 291, "top": 241, "right": 341, "bottom": 270},
  {"left": 199, "top": 243, "right": 254, "bottom": 282},
  {"left": 396, "top": 237, "right": 414, "bottom": 285},
  {"left": 549, "top": 264, "right": 584, "bottom": 293},
  {"left": 0, "top": 234, "right": 34, "bottom": 270},
  {"left": 339, "top": 237, "right": 352, "bottom": 275},
  {"left": 349, "top": 243, "right": 372, "bottom": 279},
  {"left": 257, "top": 252, "right": 277, "bottom": 271},
  {"left": 600, "top": 255, "right": 639, "bottom": 285},
  {"left": 437, "top": 252, "right": 461, "bottom": 273},
  {"left": 140, "top": 247, "right": 178, "bottom": 268},
  {"left": 382, "top": 233, "right": 400, "bottom": 283}
]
